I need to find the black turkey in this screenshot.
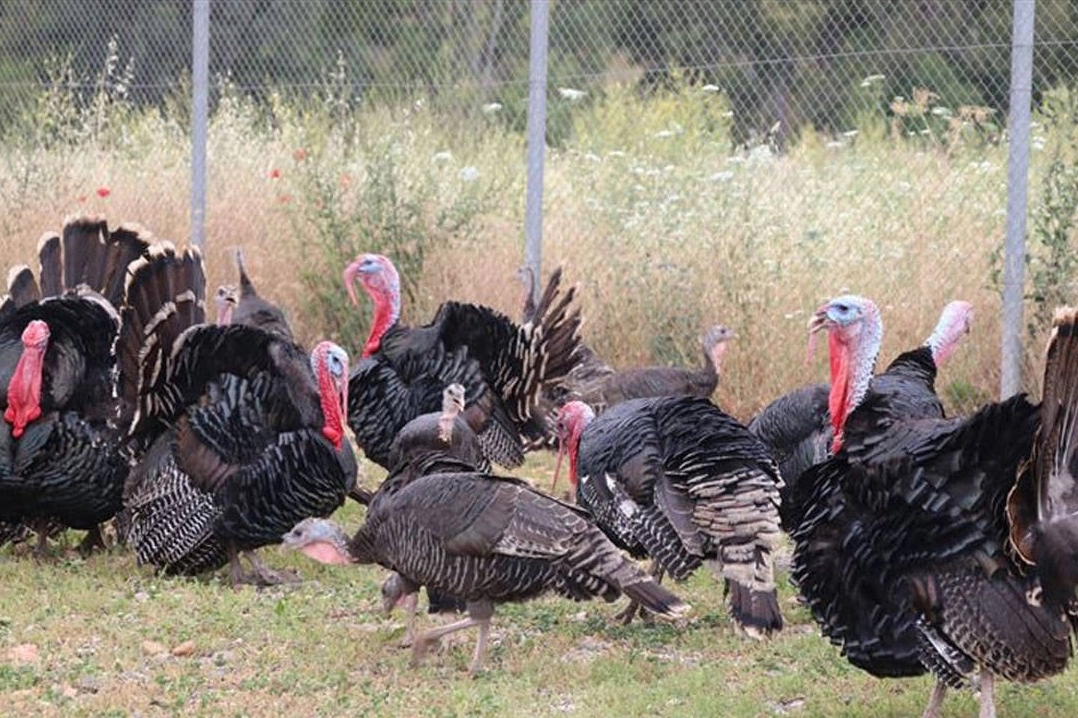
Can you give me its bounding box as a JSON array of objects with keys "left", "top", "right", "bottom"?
[
  {"left": 0, "top": 216, "right": 154, "bottom": 554},
  {"left": 232, "top": 249, "right": 292, "bottom": 340},
  {"left": 284, "top": 456, "right": 690, "bottom": 674},
  {"left": 750, "top": 299, "right": 973, "bottom": 531},
  {"left": 791, "top": 294, "right": 1078, "bottom": 718},
  {"left": 343, "top": 253, "right": 582, "bottom": 470},
  {"left": 555, "top": 395, "right": 784, "bottom": 637},
  {"left": 120, "top": 246, "right": 356, "bottom": 584}
]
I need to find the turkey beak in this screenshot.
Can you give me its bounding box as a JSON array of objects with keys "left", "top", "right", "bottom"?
[{"left": 343, "top": 261, "right": 361, "bottom": 307}]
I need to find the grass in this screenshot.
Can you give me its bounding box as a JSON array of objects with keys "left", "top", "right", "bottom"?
[{"left": 3, "top": 456, "right": 1078, "bottom": 717}]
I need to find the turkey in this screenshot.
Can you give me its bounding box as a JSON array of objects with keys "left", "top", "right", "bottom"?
[
  {"left": 790, "top": 294, "right": 1078, "bottom": 718},
  {"left": 375, "top": 383, "right": 480, "bottom": 638},
  {"left": 570, "top": 324, "right": 735, "bottom": 413},
  {"left": 232, "top": 249, "right": 292, "bottom": 340},
  {"left": 749, "top": 300, "right": 973, "bottom": 531},
  {"left": 554, "top": 396, "right": 785, "bottom": 637},
  {"left": 213, "top": 285, "right": 237, "bottom": 325},
  {"left": 283, "top": 450, "right": 691, "bottom": 674},
  {"left": 120, "top": 245, "right": 356, "bottom": 584},
  {"left": 343, "top": 253, "right": 582, "bottom": 470},
  {"left": 0, "top": 216, "right": 155, "bottom": 554}
]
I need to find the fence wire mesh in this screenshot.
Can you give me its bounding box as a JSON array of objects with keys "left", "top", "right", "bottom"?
[{"left": 0, "top": 0, "right": 1076, "bottom": 414}]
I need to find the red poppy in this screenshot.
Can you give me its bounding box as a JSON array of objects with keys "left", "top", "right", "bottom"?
[
  {"left": 96, "top": 187, "right": 111, "bottom": 198},
  {"left": 269, "top": 168, "right": 282, "bottom": 179}
]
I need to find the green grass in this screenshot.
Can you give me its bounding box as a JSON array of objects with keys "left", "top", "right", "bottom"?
[{"left": 2, "top": 456, "right": 1078, "bottom": 717}]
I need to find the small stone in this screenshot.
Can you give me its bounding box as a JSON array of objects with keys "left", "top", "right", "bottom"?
[
  {"left": 7, "top": 643, "right": 39, "bottom": 664},
  {"left": 170, "top": 640, "right": 196, "bottom": 657},
  {"left": 141, "top": 640, "right": 167, "bottom": 656}
]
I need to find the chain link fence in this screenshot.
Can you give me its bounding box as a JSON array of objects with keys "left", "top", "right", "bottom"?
[{"left": 0, "top": 0, "right": 1076, "bottom": 414}]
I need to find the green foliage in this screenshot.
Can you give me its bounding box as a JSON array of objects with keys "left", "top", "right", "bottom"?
[
  {"left": 280, "top": 106, "right": 503, "bottom": 357},
  {"left": 1025, "top": 88, "right": 1078, "bottom": 338}
]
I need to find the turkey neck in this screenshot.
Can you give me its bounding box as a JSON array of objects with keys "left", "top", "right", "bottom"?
[
  {"left": 316, "top": 359, "right": 346, "bottom": 450},
  {"left": 362, "top": 284, "right": 400, "bottom": 359},
  {"left": 925, "top": 300, "right": 972, "bottom": 366},
  {"left": 5, "top": 339, "right": 47, "bottom": 439},
  {"left": 828, "top": 312, "right": 881, "bottom": 452}
]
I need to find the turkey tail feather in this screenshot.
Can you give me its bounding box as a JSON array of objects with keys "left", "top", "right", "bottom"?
[
  {"left": 1021, "top": 306, "right": 1078, "bottom": 606},
  {"left": 617, "top": 572, "right": 691, "bottom": 621},
  {"left": 37, "top": 232, "right": 62, "bottom": 297},
  {"left": 118, "top": 243, "right": 206, "bottom": 434}
]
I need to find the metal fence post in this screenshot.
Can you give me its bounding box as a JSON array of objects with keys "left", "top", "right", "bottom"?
[
  {"left": 190, "top": 0, "right": 210, "bottom": 249},
  {"left": 1000, "top": 0, "right": 1036, "bottom": 399},
  {"left": 524, "top": 0, "right": 549, "bottom": 303}
]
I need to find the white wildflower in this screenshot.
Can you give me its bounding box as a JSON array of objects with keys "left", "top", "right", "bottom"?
[
  {"left": 432, "top": 151, "right": 453, "bottom": 164},
  {"left": 701, "top": 84, "right": 720, "bottom": 94},
  {"left": 459, "top": 166, "right": 480, "bottom": 182},
  {"left": 481, "top": 102, "right": 503, "bottom": 115},
  {"left": 557, "top": 87, "right": 587, "bottom": 101}
]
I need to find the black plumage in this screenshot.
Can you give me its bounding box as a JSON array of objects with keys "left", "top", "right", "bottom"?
[
  {"left": 791, "top": 295, "right": 1078, "bottom": 718},
  {"left": 750, "top": 300, "right": 973, "bottom": 532},
  {"left": 120, "top": 248, "right": 356, "bottom": 584},
  {"left": 0, "top": 217, "right": 155, "bottom": 552},
  {"left": 556, "top": 395, "right": 785, "bottom": 637},
  {"left": 231, "top": 249, "right": 292, "bottom": 340},
  {"left": 344, "top": 253, "right": 582, "bottom": 470}
]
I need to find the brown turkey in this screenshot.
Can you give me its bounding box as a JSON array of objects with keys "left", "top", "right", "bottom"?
[
  {"left": 360, "top": 382, "right": 479, "bottom": 632},
  {"left": 555, "top": 395, "right": 784, "bottom": 637},
  {"left": 569, "top": 324, "right": 734, "bottom": 413},
  {"left": 343, "top": 253, "right": 582, "bottom": 471},
  {"left": 791, "top": 294, "right": 1078, "bottom": 718},
  {"left": 749, "top": 299, "right": 973, "bottom": 532},
  {"left": 283, "top": 401, "right": 691, "bottom": 673}
]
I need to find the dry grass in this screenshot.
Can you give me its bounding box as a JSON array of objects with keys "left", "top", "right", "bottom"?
[{"left": 0, "top": 83, "right": 1055, "bottom": 425}]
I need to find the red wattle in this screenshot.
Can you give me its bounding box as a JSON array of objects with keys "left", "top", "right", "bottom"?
[{"left": 827, "top": 332, "right": 851, "bottom": 449}]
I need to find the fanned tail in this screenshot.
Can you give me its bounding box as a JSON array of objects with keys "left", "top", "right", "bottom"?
[
  {"left": 118, "top": 241, "right": 206, "bottom": 436},
  {"left": 515, "top": 267, "right": 584, "bottom": 443},
  {"left": 1014, "top": 306, "right": 1078, "bottom": 607}
]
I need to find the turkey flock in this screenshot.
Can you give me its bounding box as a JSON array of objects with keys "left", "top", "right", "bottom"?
[{"left": 2, "top": 216, "right": 1078, "bottom": 714}]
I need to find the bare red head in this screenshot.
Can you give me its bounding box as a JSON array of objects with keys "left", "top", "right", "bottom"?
[
  {"left": 310, "top": 341, "right": 350, "bottom": 449},
  {"left": 807, "top": 295, "right": 882, "bottom": 453},
  {"left": 552, "top": 400, "right": 596, "bottom": 495},
  {"left": 342, "top": 253, "right": 401, "bottom": 358},
  {"left": 5, "top": 320, "right": 50, "bottom": 439}
]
